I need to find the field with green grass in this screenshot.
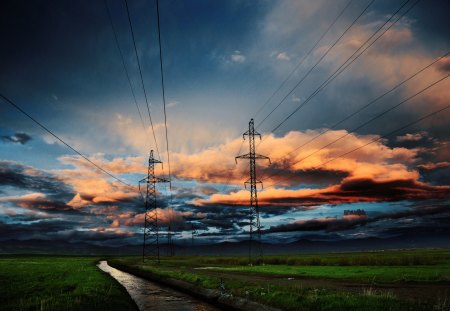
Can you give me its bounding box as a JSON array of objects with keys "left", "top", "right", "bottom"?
[
  {"left": 109, "top": 249, "right": 450, "bottom": 311},
  {"left": 1, "top": 250, "right": 449, "bottom": 311},
  {"left": 0, "top": 255, "right": 137, "bottom": 311}
]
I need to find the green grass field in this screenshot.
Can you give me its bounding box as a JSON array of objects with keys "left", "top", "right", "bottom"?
[
  {"left": 1, "top": 250, "right": 449, "bottom": 311},
  {"left": 0, "top": 255, "right": 137, "bottom": 311},
  {"left": 109, "top": 249, "right": 450, "bottom": 311}
]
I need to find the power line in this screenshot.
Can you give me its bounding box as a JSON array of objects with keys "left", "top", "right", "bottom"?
[
  {"left": 255, "top": 0, "right": 419, "bottom": 155},
  {"left": 155, "top": 0, "right": 176, "bottom": 255},
  {"left": 124, "top": 0, "right": 162, "bottom": 160},
  {"left": 1, "top": 93, "right": 131, "bottom": 187},
  {"left": 273, "top": 0, "right": 419, "bottom": 137},
  {"left": 104, "top": 0, "right": 148, "bottom": 140},
  {"left": 263, "top": 74, "right": 449, "bottom": 187},
  {"left": 263, "top": 51, "right": 448, "bottom": 175},
  {"left": 285, "top": 74, "right": 448, "bottom": 167},
  {"left": 256, "top": 0, "right": 376, "bottom": 129},
  {"left": 260, "top": 0, "right": 416, "bottom": 135},
  {"left": 312, "top": 0, "right": 420, "bottom": 103},
  {"left": 264, "top": 104, "right": 450, "bottom": 190},
  {"left": 253, "top": 0, "right": 354, "bottom": 120},
  {"left": 156, "top": 0, "right": 172, "bottom": 189},
  {"left": 315, "top": 105, "right": 450, "bottom": 171}
]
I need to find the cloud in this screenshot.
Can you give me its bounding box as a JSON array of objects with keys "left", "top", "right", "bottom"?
[
  {"left": 0, "top": 219, "right": 75, "bottom": 241},
  {"left": 291, "top": 95, "right": 301, "bottom": 102},
  {"left": 1, "top": 132, "right": 32, "bottom": 144},
  {"left": 171, "top": 129, "right": 419, "bottom": 185},
  {"left": 0, "top": 192, "right": 74, "bottom": 212},
  {"left": 58, "top": 154, "right": 145, "bottom": 175},
  {"left": 418, "top": 162, "right": 450, "bottom": 171},
  {"left": 186, "top": 130, "right": 450, "bottom": 207},
  {"left": 264, "top": 203, "right": 450, "bottom": 234},
  {"left": 196, "top": 177, "right": 450, "bottom": 208},
  {"left": 231, "top": 50, "right": 246, "bottom": 63},
  {"left": 55, "top": 155, "right": 141, "bottom": 208},
  {"left": 0, "top": 160, "right": 74, "bottom": 201},
  {"left": 276, "top": 52, "right": 290, "bottom": 61},
  {"left": 251, "top": 1, "right": 450, "bottom": 140},
  {"left": 167, "top": 101, "right": 179, "bottom": 108},
  {"left": 437, "top": 55, "right": 450, "bottom": 73},
  {"left": 109, "top": 208, "right": 193, "bottom": 231},
  {"left": 396, "top": 132, "right": 427, "bottom": 142}
]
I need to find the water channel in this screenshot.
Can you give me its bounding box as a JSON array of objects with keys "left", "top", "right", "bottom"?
[{"left": 98, "top": 261, "right": 221, "bottom": 311}]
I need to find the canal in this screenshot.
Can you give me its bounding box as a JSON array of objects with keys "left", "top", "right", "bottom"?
[{"left": 98, "top": 261, "right": 221, "bottom": 311}]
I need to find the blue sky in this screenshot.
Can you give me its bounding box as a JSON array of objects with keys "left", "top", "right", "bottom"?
[{"left": 1, "top": 0, "right": 449, "bottom": 247}]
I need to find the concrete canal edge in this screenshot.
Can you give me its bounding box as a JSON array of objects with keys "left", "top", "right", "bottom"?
[{"left": 107, "top": 261, "right": 281, "bottom": 311}]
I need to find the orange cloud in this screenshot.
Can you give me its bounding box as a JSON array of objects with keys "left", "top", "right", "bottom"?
[
  {"left": 169, "top": 129, "right": 418, "bottom": 186},
  {"left": 196, "top": 176, "right": 450, "bottom": 208},
  {"left": 189, "top": 130, "right": 449, "bottom": 207},
  {"left": 54, "top": 156, "right": 141, "bottom": 209}
]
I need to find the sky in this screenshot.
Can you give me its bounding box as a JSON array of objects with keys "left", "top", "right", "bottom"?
[{"left": 1, "top": 0, "right": 449, "bottom": 248}]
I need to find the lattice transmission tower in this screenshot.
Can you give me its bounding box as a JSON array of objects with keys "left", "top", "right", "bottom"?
[
  {"left": 236, "top": 118, "right": 270, "bottom": 264},
  {"left": 139, "top": 150, "right": 169, "bottom": 263}
]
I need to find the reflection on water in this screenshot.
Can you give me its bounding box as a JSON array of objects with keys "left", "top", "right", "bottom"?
[{"left": 98, "top": 261, "right": 220, "bottom": 311}]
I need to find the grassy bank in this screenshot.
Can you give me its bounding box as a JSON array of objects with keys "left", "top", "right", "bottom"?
[
  {"left": 0, "top": 255, "right": 137, "bottom": 311},
  {"left": 213, "top": 263, "right": 450, "bottom": 282},
  {"left": 109, "top": 249, "right": 450, "bottom": 311}
]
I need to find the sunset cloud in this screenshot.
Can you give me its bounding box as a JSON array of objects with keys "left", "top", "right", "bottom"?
[{"left": 170, "top": 129, "right": 419, "bottom": 185}]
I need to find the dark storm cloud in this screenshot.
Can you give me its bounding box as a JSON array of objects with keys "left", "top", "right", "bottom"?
[
  {"left": 0, "top": 161, "right": 73, "bottom": 196},
  {"left": 264, "top": 216, "right": 368, "bottom": 233},
  {"left": 171, "top": 187, "right": 203, "bottom": 201},
  {"left": 177, "top": 203, "right": 248, "bottom": 231},
  {"left": 0, "top": 219, "right": 137, "bottom": 246},
  {"left": 378, "top": 214, "right": 450, "bottom": 237},
  {"left": 0, "top": 161, "right": 75, "bottom": 211},
  {"left": 8, "top": 194, "right": 75, "bottom": 213},
  {"left": 263, "top": 165, "right": 349, "bottom": 186},
  {"left": 0, "top": 219, "right": 75, "bottom": 241},
  {"left": 332, "top": 178, "right": 450, "bottom": 201},
  {"left": 260, "top": 205, "right": 299, "bottom": 217},
  {"left": 418, "top": 162, "right": 450, "bottom": 186},
  {"left": 264, "top": 202, "right": 450, "bottom": 233},
  {"left": 196, "top": 228, "right": 240, "bottom": 238},
  {"left": 390, "top": 131, "right": 436, "bottom": 149},
  {"left": 388, "top": 133, "right": 450, "bottom": 185},
  {"left": 1, "top": 132, "right": 32, "bottom": 144},
  {"left": 48, "top": 228, "right": 135, "bottom": 244},
  {"left": 249, "top": 178, "right": 450, "bottom": 208}
]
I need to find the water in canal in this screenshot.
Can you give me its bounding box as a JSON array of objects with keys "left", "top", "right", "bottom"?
[{"left": 98, "top": 261, "right": 221, "bottom": 311}]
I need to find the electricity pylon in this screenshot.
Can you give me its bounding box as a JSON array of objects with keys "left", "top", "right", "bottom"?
[
  {"left": 139, "top": 150, "right": 169, "bottom": 263},
  {"left": 236, "top": 118, "right": 270, "bottom": 264}
]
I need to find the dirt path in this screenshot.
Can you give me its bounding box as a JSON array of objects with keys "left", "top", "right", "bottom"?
[{"left": 193, "top": 268, "right": 450, "bottom": 304}]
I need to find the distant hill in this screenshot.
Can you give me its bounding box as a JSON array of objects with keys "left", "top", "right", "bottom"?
[{"left": 1, "top": 230, "right": 449, "bottom": 256}]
